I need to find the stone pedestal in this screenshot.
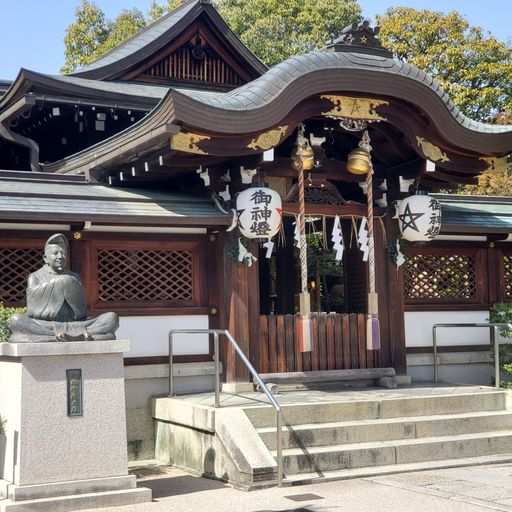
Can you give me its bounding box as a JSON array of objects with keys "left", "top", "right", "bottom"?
[{"left": 0, "top": 341, "right": 151, "bottom": 511}]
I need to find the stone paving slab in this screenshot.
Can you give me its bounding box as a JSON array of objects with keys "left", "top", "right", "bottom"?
[{"left": 54, "top": 460, "right": 512, "bottom": 512}]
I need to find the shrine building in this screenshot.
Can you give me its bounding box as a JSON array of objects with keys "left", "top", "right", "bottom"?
[{"left": 1, "top": 0, "right": 512, "bottom": 464}]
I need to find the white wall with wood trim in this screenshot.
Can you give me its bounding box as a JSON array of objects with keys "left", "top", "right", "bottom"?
[{"left": 118, "top": 315, "right": 209, "bottom": 357}]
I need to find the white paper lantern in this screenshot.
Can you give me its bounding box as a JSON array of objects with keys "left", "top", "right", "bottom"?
[
  {"left": 398, "top": 193, "right": 442, "bottom": 242},
  {"left": 236, "top": 187, "right": 282, "bottom": 240}
]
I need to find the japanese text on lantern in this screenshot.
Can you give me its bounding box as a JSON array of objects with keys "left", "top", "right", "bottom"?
[
  {"left": 250, "top": 189, "right": 272, "bottom": 236},
  {"left": 426, "top": 198, "right": 442, "bottom": 239}
]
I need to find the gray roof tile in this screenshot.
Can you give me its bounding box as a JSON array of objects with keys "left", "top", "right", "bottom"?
[
  {"left": 43, "top": 74, "right": 170, "bottom": 100},
  {"left": 0, "top": 178, "right": 228, "bottom": 224},
  {"left": 436, "top": 194, "right": 512, "bottom": 233}
]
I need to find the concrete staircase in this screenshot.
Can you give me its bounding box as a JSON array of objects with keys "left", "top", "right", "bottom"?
[{"left": 244, "top": 390, "right": 512, "bottom": 484}]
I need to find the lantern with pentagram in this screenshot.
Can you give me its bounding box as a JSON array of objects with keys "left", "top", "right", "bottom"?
[
  {"left": 397, "top": 192, "right": 442, "bottom": 242},
  {"left": 236, "top": 187, "right": 282, "bottom": 241}
]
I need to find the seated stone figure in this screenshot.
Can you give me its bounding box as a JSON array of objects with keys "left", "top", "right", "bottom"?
[{"left": 9, "top": 234, "right": 119, "bottom": 342}]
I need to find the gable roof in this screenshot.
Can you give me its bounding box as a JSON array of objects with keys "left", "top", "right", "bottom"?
[{"left": 68, "top": 0, "right": 267, "bottom": 81}]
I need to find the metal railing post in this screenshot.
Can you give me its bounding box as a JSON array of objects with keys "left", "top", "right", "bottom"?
[
  {"left": 431, "top": 322, "right": 512, "bottom": 390},
  {"left": 276, "top": 409, "right": 283, "bottom": 487},
  {"left": 168, "top": 332, "right": 174, "bottom": 397},
  {"left": 493, "top": 325, "right": 500, "bottom": 390},
  {"left": 167, "top": 328, "right": 284, "bottom": 487},
  {"left": 214, "top": 332, "right": 221, "bottom": 408},
  {"left": 432, "top": 325, "right": 438, "bottom": 383}
]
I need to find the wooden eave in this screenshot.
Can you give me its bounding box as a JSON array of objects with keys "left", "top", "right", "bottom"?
[
  {"left": 42, "top": 92, "right": 179, "bottom": 176},
  {"left": 0, "top": 70, "right": 167, "bottom": 114},
  {"left": 68, "top": 0, "right": 266, "bottom": 82}
]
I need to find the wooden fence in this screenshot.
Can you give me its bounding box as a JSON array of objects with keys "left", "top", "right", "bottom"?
[{"left": 259, "top": 313, "right": 379, "bottom": 374}]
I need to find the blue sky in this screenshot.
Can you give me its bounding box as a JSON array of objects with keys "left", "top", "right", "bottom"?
[{"left": 0, "top": 1, "right": 510, "bottom": 80}]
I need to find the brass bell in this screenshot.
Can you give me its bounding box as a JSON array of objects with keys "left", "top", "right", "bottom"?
[
  {"left": 291, "top": 143, "right": 315, "bottom": 171},
  {"left": 301, "top": 144, "right": 315, "bottom": 171},
  {"left": 346, "top": 147, "right": 371, "bottom": 175}
]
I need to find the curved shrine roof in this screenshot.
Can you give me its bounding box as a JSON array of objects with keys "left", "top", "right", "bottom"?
[
  {"left": 168, "top": 51, "right": 511, "bottom": 148},
  {"left": 44, "top": 48, "right": 512, "bottom": 178}
]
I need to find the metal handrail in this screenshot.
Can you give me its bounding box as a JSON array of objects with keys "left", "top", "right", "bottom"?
[
  {"left": 432, "top": 322, "right": 512, "bottom": 388},
  {"left": 168, "top": 328, "right": 284, "bottom": 486}
]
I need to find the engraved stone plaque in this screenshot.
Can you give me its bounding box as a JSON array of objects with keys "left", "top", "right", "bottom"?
[{"left": 67, "top": 369, "right": 83, "bottom": 416}]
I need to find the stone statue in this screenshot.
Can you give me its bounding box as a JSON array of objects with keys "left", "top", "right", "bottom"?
[{"left": 9, "top": 234, "right": 119, "bottom": 342}]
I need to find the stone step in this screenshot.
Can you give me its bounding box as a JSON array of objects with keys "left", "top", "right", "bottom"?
[
  {"left": 257, "top": 410, "right": 512, "bottom": 450},
  {"left": 255, "top": 369, "right": 397, "bottom": 390},
  {"left": 281, "top": 453, "right": 512, "bottom": 485},
  {"left": 244, "top": 391, "right": 507, "bottom": 428},
  {"left": 0, "top": 487, "right": 151, "bottom": 512},
  {"left": 271, "top": 430, "right": 512, "bottom": 475}
]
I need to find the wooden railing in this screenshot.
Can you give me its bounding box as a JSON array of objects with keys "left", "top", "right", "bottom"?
[{"left": 259, "top": 313, "right": 379, "bottom": 374}]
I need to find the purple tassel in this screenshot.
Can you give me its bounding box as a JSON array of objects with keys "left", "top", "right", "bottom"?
[{"left": 367, "top": 314, "right": 381, "bottom": 350}]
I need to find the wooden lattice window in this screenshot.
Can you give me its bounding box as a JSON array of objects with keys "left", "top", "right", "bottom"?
[
  {"left": 90, "top": 240, "right": 207, "bottom": 311},
  {"left": 504, "top": 254, "right": 512, "bottom": 300},
  {"left": 0, "top": 246, "right": 41, "bottom": 306},
  {"left": 403, "top": 247, "right": 487, "bottom": 306},
  {"left": 98, "top": 249, "right": 193, "bottom": 302}
]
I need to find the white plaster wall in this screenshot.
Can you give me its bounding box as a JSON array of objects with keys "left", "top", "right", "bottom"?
[
  {"left": 117, "top": 315, "right": 209, "bottom": 357},
  {"left": 405, "top": 310, "right": 492, "bottom": 347}
]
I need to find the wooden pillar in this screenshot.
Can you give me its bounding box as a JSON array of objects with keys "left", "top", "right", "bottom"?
[
  {"left": 68, "top": 228, "right": 92, "bottom": 307},
  {"left": 380, "top": 213, "right": 407, "bottom": 374},
  {"left": 488, "top": 242, "right": 502, "bottom": 304},
  {"left": 216, "top": 232, "right": 259, "bottom": 389}
]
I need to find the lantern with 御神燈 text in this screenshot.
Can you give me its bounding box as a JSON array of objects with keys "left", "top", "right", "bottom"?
[
  {"left": 397, "top": 192, "right": 442, "bottom": 242},
  {"left": 236, "top": 187, "right": 282, "bottom": 240}
]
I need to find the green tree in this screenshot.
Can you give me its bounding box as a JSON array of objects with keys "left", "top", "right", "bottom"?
[
  {"left": 96, "top": 8, "right": 147, "bottom": 57},
  {"left": 148, "top": 0, "right": 184, "bottom": 21},
  {"left": 148, "top": 0, "right": 167, "bottom": 21},
  {"left": 61, "top": 0, "right": 109, "bottom": 73},
  {"left": 376, "top": 8, "right": 512, "bottom": 121},
  {"left": 62, "top": 1, "right": 187, "bottom": 72},
  {"left": 216, "top": 0, "right": 362, "bottom": 66}
]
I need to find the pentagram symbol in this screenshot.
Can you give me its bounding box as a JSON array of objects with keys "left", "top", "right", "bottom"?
[
  {"left": 399, "top": 203, "right": 425, "bottom": 232},
  {"left": 237, "top": 208, "right": 246, "bottom": 230}
]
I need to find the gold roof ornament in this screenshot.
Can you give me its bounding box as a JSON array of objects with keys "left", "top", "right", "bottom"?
[
  {"left": 321, "top": 95, "right": 388, "bottom": 121},
  {"left": 247, "top": 125, "right": 288, "bottom": 151},
  {"left": 479, "top": 156, "right": 508, "bottom": 174},
  {"left": 171, "top": 132, "right": 211, "bottom": 155},
  {"left": 416, "top": 137, "right": 450, "bottom": 163}
]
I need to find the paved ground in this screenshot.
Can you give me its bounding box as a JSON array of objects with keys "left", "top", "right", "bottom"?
[
  {"left": 77, "top": 383, "right": 511, "bottom": 512},
  {"left": 76, "top": 461, "right": 512, "bottom": 512}
]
